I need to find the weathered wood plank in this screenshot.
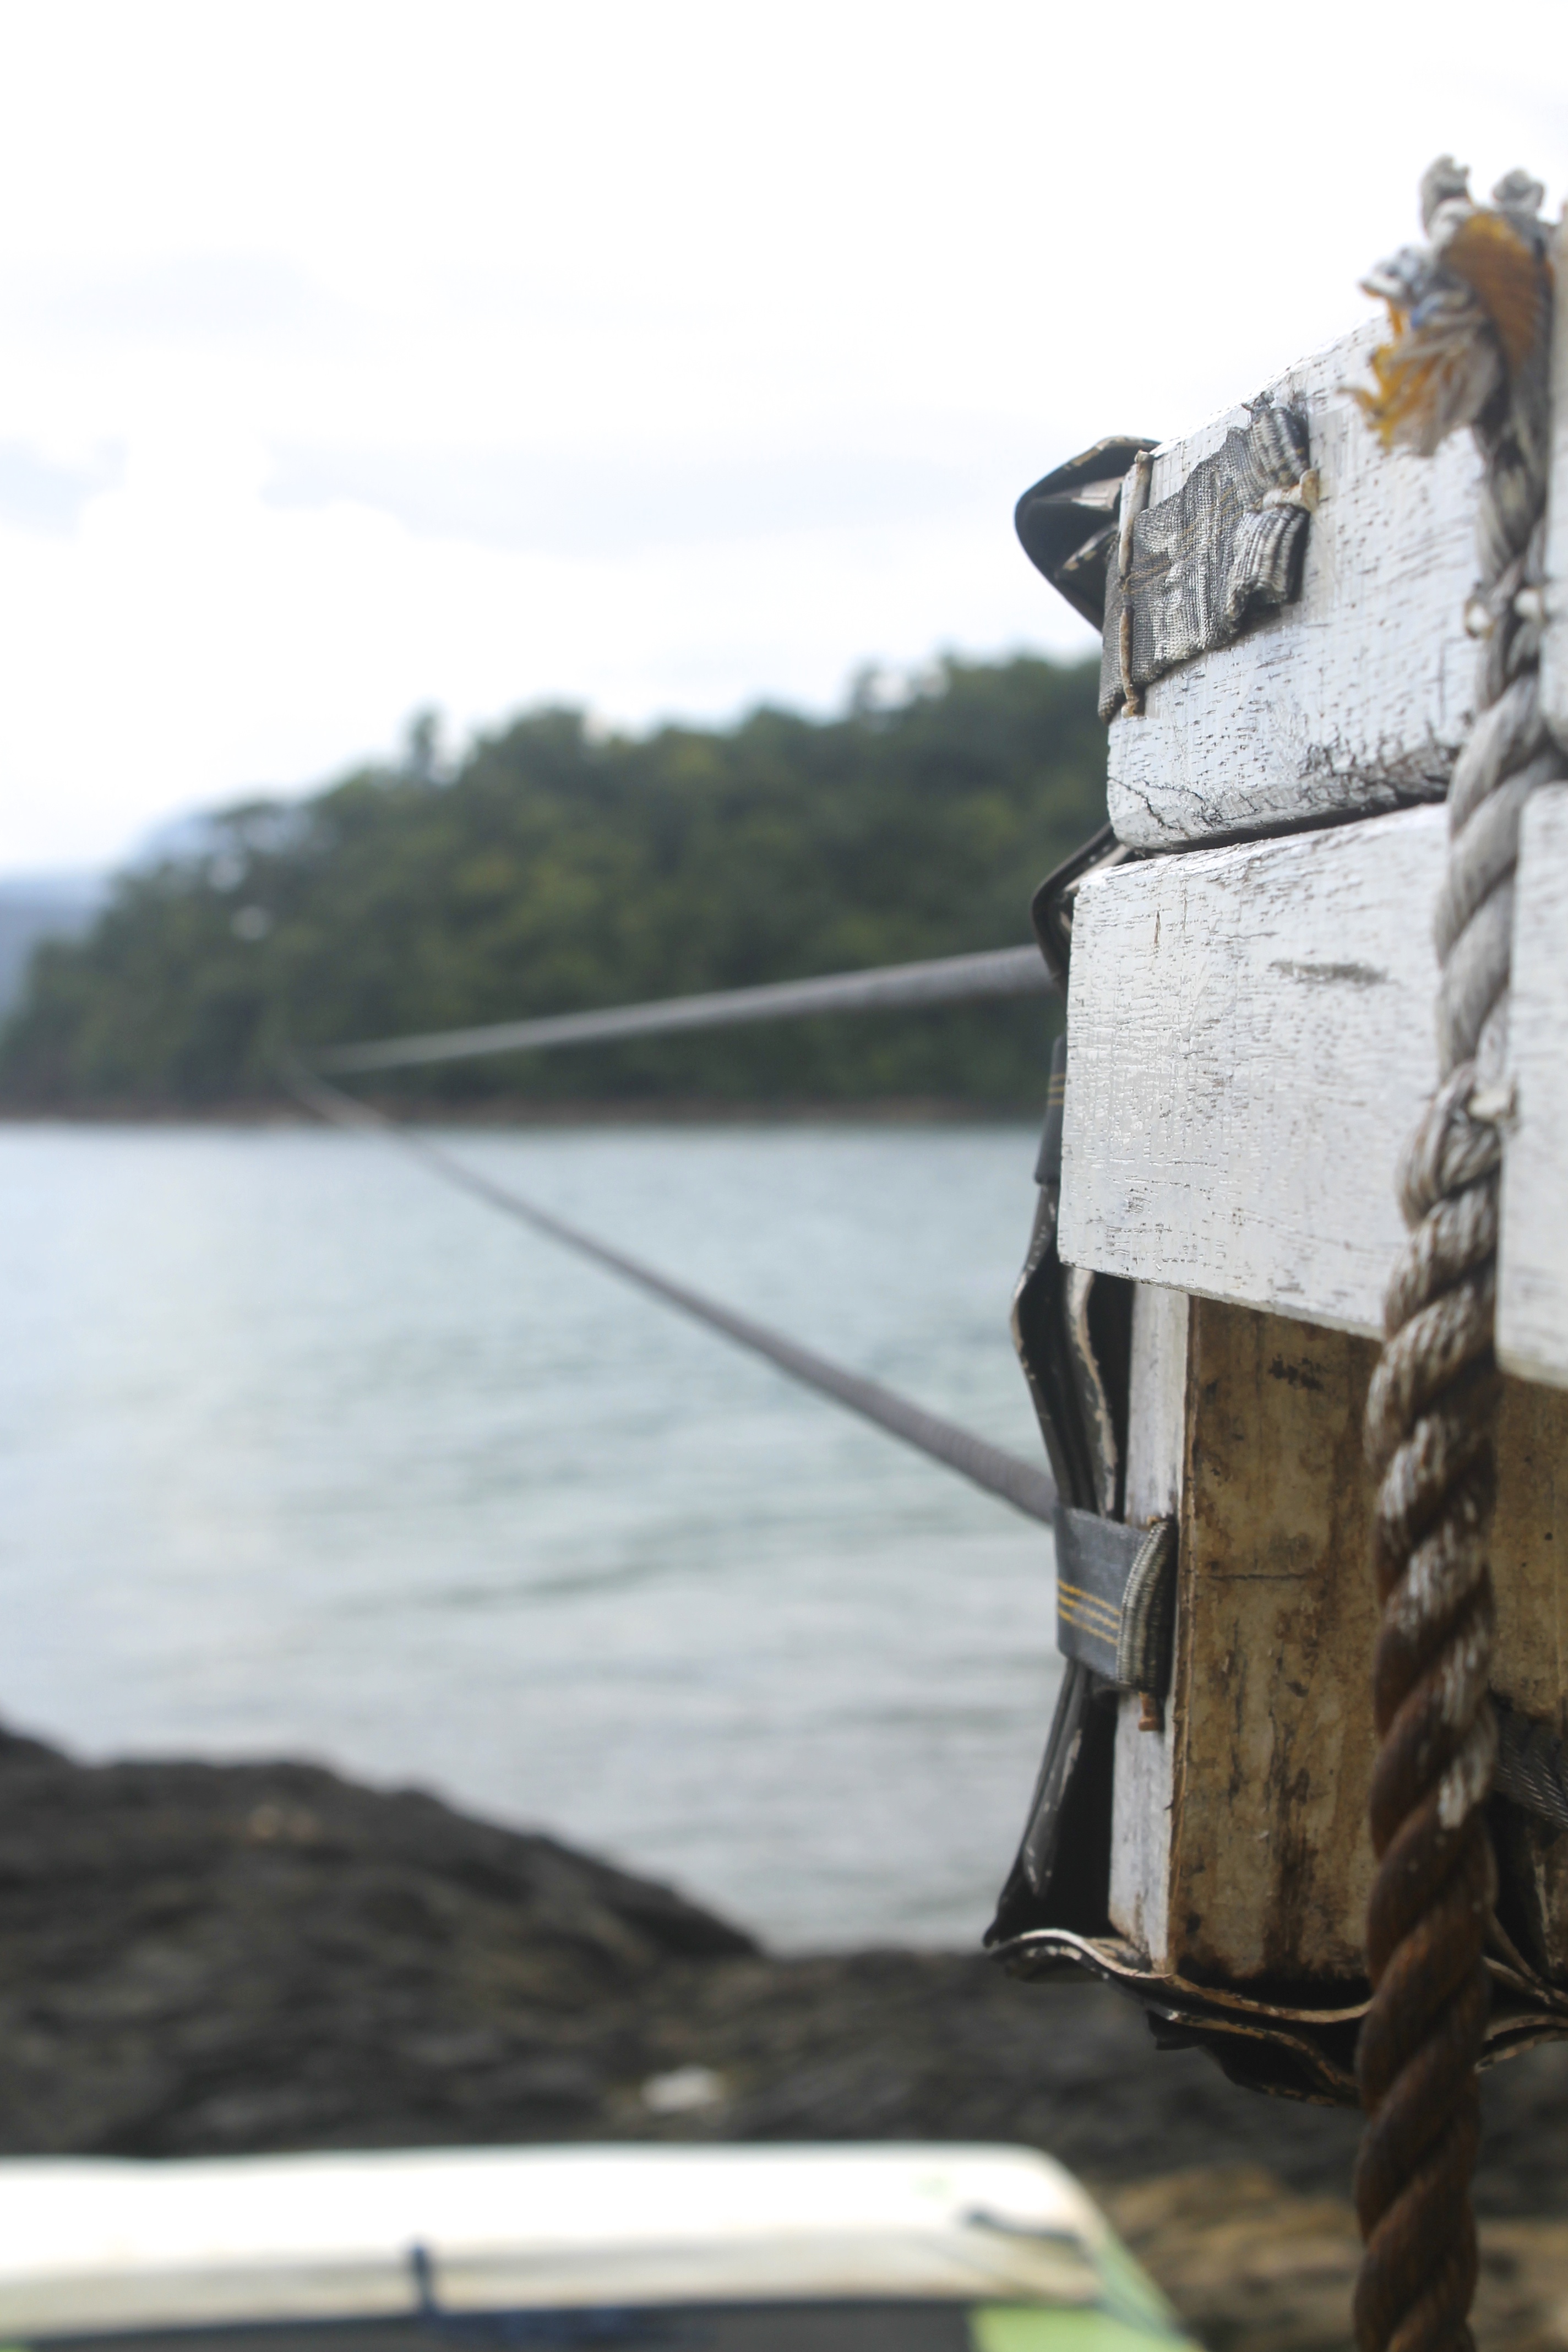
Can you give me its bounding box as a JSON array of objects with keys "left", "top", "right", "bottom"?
[
  {"left": 1107, "top": 1282, "right": 1189, "bottom": 1966},
  {"left": 1059, "top": 806, "right": 1445, "bottom": 1336},
  {"left": 1115, "top": 1298, "right": 1568, "bottom": 1988},
  {"left": 1540, "top": 216, "right": 1568, "bottom": 755},
  {"left": 1165, "top": 1302, "right": 1380, "bottom": 1985},
  {"left": 1107, "top": 324, "right": 1481, "bottom": 851},
  {"left": 1499, "top": 783, "right": 1568, "bottom": 1392},
  {"left": 1491, "top": 1374, "right": 1568, "bottom": 1977}
]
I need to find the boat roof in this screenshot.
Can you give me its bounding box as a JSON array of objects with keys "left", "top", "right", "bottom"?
[{"left": 0, "top": 2143, "right": 1173, "bottom": 2338}]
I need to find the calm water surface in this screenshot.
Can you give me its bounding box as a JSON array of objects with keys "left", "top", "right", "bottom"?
[{"left": 1, "top": 1121, "right": 1060, "bottom": 1951}]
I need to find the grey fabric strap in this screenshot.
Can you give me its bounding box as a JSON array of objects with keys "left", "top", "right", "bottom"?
[
  {"left": 1495, "top": 1697, "right": 1568, "bottom": 1832},
  {"left": 1100, "top": 397, "right": 1316, "bottom": 720},
  {"left": 1054, "top": 1507, "right": 1178, "bottom": 1692}
]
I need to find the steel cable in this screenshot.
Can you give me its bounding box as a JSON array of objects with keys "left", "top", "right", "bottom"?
[
  {"left": 282, "top": 1060, "right": 1059, "bottom": 1529},
  {"left": 308, "top": 945, "right": 1054, "bottom": 1075}
]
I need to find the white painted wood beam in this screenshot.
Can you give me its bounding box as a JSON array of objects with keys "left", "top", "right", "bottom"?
[
  {"left": 1059, "top": 807, "right": 1447, "bottom": 1336},
  {"left": 1539, "top": 216, "right": 1568, "bottom": 756},
  {"left": 1499, "top": 783, "right": 1568, "bottom": 1392},
  {"left": 1108, "top": 1282, "right": 1187, "bottom": 1967},
  {"left": 1108, "top": 325, "right": 1482, "bottom": 851}
]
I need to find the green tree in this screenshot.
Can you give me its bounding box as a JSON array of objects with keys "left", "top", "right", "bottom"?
[{"left": 0, "top": 655, "right": 1104, "bottom": 1110}]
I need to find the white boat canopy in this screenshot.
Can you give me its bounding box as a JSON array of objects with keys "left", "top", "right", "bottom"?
[{"left": 0, "top": 2143, "right": 1177, "bottom": 2340}]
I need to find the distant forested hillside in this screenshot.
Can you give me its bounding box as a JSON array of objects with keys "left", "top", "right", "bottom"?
[{"left": 0, "top": 656, "right": 1104, "bottom": 1110}]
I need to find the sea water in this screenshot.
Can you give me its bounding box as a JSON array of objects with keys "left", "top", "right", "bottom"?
[{"left": 0, "top": 1121, "right": 1060, "bottom": 1952}]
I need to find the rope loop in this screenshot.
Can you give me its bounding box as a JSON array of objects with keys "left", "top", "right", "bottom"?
[
  {"left": 1353, "top": 158, "right": 1558, "bottom": 2352},
  {"left": 1395, "top": 1069, "right": 1501, "bottom": 1233}
]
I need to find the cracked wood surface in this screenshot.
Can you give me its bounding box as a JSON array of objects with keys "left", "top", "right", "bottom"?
[
  {"left": 1540, "top": 215, "right": 1568, "bottom": 759},
  {"left": 1499, "top": 784, "right": 1568, "bottom": 1394},
  {"left": 1165, "top": 1300, "right": 1380, "bottom": 1984},
  {"left": 1059, "top": 805, "right": 1445, "bottom": 1337},
  {"left": 1108, "top": 1282, "right": 1186, "bottom": 1966},
  {"left": 1107, "top": 323, "right": 1481, "bottom": 850},
  {"left": 1123, "top": 1300, "right": 1568, "bottom": 1988}
]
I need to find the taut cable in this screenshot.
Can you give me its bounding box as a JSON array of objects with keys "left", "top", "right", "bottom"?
[
  {"left": 310, "top": 944, "right": 1053, "bottom": 1076},
  {"left": 283, "top": 1059, "right": 1059, "bottom": 1530}
]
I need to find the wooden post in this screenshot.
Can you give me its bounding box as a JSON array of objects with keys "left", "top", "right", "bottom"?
[{"left": 1106, "top": 1289, "right": 1568, "bottom": 1987}]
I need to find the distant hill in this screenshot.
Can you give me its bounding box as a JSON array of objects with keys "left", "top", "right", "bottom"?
[
  {"left": 0, "top": 656, "right": 1104, "bottom": 1110},
  {"left": 0, "top": 874, "right": 105, "bottom": 1017}
]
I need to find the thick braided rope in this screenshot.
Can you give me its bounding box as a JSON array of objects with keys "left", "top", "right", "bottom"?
[{"left": 1354, "top": 164, "right": 1561, "bottom": 2352}]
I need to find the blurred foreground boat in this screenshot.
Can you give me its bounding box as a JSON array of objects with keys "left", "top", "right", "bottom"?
[{"left": 0, "top": 2144, "right": 1189, "bottom": 2350}]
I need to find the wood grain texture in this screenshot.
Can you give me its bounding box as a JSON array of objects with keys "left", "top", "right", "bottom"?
[
  {"left": 1109, "top": 1297, "right": 1568, "bottom": 1989},
  {"left": 1499, "top": 785, "right": 1568, "bottom": 1392},
  {"left": 1492, "top": 1378, "right": 1568, "bottom": 1977},
  {"left": 1541, "top": 215, "right": 1568, "bottom": 755},
  {"left": 1060, "top": 806, "right": 1445, "bottom": 1336},
  {"left": 1166, "top": 1302, "right": 1381, "bottom": 1985},
  {"left": 1108, "top": 1282, "right": 1189, "bottom": 1965},
  {"left": 1107, "top": 323, "right": 1481, "bottom": 850}
]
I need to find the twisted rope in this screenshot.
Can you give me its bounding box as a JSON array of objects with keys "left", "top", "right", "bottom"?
[{"left": 1353, "top": 160, "right": 1561, "bottom": 2352}]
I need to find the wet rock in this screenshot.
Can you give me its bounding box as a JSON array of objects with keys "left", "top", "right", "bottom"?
[
  {"left": 0, "top": 1727, "right": 750, "bottom": 2155},
  {"left": 0, "top": 1720, "right": 1560, "bottom": 2277}
]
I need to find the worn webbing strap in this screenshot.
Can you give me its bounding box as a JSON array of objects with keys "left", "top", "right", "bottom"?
[
  {"left": 1495, "top": 1698, "right": 1568, "bottom": 1834},
  {"left": 1054, "top": 1509, "right": 1177, "bottom": 1692}
]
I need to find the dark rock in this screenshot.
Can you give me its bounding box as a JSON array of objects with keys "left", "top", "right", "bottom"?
[
  {"left": 0, "top": 1733, "right": 751, "bottom": 2156},
  {"left": 0, "top": 1730, "right": 1560, "bottom": 2219}
]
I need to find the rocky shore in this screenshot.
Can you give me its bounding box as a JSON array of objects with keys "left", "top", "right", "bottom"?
[{"left": 4, "top": 1727, "right": 1568, "bottom": 2349}]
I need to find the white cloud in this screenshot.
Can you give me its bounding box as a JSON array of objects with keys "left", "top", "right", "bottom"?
[
  {"left": 260, "top": 442, "right": 1003, "bottom": 555},
  {"left": 0, "top": 440, "right": 122, "bottom": 532},
  {"left": 0, "top": 255, "right": 354, "bottom": 346},
  {"left": 0, "top": 0, "right": 1561, "bottom": 868}
]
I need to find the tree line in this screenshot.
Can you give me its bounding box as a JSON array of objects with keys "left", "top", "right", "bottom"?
[{"left": 0, "top": 655, "right": 1105, "bottom": 1110}]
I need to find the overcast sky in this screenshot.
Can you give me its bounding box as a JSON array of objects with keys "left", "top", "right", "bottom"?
[{"left": 0, "top": 0, "right": 1564, "bottom": 875}]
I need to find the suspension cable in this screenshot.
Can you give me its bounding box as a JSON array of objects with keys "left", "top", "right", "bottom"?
[
  {"left": 283, "top": 1060, "right": 1058, "bottom": 1529},
  {"left": 309, "top": 944, "right": 1053, "bottom": 1075}
]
